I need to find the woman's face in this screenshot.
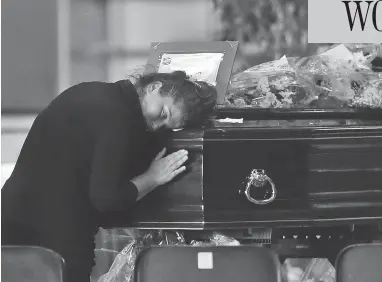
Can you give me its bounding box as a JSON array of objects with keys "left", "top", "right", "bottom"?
[{"left": 140, "top": 82, "right": 184, "bottom": 132}]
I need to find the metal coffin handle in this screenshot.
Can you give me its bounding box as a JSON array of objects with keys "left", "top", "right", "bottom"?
[{"left": 242, "top": 169, "right": 277, "bottom": 205}]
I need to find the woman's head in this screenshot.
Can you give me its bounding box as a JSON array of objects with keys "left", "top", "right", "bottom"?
[{"left": 134, "top": 71, "right": 217, "bottom": 131}]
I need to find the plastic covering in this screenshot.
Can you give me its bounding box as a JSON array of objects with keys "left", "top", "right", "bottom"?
[
  {"left": 225, "top": 44, "right": 382, "bottom": 109},
  {"left": 96, "top": 229, "right": 335, "bottom": 282},
  {"left": 97, "top": 230, "right": 183, "bottom": 282},
  {"left": 282, "top": 258, "right": 335, "bottom": 282},
  {"left": 97, "top": 230, "right": 239, "bottom": 282}
]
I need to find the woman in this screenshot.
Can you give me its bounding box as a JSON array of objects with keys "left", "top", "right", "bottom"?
[{"left": 2, "top": 70, "right": 217, "bottom": 281}]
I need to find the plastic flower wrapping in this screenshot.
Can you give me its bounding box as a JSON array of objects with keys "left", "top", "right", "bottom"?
[
  {"left": 225, "top": 44, "right": 382, "bottom": 109},
  {"left": 97, "top": 229, "right": 335, "bottom": 282},
  {"left": 97, "top": 230, "right": 240, "bottom": 282}
]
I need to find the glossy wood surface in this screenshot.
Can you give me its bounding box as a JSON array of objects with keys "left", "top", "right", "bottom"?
[
  {"left": 122, "top": 130, "right": 205, "bottom": 229},
  {"left": 203, "top": 125, "right": 382, "bottom": 229},
  {"left": 215, "top": 107, "right": 382, "bottom": 120},
  {"left": 119, "top": 118, "right": 382, "bottom": 229}
]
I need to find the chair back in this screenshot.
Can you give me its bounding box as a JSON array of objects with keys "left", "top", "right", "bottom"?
[
  {"left": 336, "top": 243, "right": 382, "bottom": 282},
  {"left": 1, "top": 245, "right": 65, "bottom": 282},
  {"left": 135, "top": 245, "right": 281, "bottom": 282}
]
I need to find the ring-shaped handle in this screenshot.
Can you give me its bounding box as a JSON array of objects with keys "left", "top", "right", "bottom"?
[{"left": 244, "top": 169, "right": 277, "bottom": 205}]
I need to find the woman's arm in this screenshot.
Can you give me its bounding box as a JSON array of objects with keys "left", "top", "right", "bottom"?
[
  {"left": 89, "top": 110, "right": 187, "bottom": 212},
  {"left": 89, "top": 110, "right": 146, "bottom": 212}
]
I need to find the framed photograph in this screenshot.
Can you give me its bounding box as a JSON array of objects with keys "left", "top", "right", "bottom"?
[{"left": 145, "top": 41, "right": 239, "bottom": 104}]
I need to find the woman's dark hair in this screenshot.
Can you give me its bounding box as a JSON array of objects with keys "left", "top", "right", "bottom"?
[{"left": 135, "top": 70, "right": 217, "bottom": 127}]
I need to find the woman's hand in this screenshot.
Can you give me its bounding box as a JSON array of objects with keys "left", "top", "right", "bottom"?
[
  {"left": 148, "top": 148, "right": 188, "bottom": 186},
  {"left": 132, "top": 148, "right": 188, "bottom": 200}
]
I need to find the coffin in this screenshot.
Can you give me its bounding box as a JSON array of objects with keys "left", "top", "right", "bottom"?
[
  {"left": 107, "top": 42, "right": 382, "bottom": 230},
  {"left": 115, "top": 110, "right": 382, "bottom": 229}
]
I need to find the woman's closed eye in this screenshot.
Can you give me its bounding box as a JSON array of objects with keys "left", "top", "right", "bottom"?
[{"left": 160, "top": 109, "right": 168, "bottom": 120}]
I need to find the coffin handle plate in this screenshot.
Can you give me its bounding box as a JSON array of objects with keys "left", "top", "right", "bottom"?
[{"left": 243, "top": 169, "right": 277, "bottom": 205}]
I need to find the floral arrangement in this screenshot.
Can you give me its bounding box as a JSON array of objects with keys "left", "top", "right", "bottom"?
[{"left": 225, "top": 44, "right": 382, "bottom": 109}]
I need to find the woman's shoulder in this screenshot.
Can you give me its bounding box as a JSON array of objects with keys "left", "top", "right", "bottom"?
[
  {"left": 54, "top": 80, "right": 140, "bottom": 116},
  {"left": 65, "top": 79, "right": 136, "bottom": 97},
  {"left": 55, "top": 80, "right": 125, "bottom": 103},
  {"left": 65, "top": 80, "right": 119, "bottom": 94}
]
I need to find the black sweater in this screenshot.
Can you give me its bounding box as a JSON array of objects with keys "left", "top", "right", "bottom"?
[{"left": 1, "top": 80, "right": 161, "bottom": 259}]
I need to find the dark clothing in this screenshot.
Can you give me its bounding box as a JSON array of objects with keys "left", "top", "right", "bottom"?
[{"left": 2, "top": 80, "right": 161, "bottom": 281}]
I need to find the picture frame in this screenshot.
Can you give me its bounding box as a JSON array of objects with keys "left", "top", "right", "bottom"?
[{"left": 145, "top": 41, "right": 239, "bottom": 104}]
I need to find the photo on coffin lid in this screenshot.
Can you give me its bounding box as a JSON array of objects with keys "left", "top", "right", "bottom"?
[{"left": 157, "top": 53, "right": 224, "bottom": 86}]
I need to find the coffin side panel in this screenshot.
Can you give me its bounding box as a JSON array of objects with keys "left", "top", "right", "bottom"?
[
  {"left": 203, "top": 127, "right": 382, "bottom": 228},
  {"left": 123, "top": 130, "right": 204, "bottom": 229}
]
